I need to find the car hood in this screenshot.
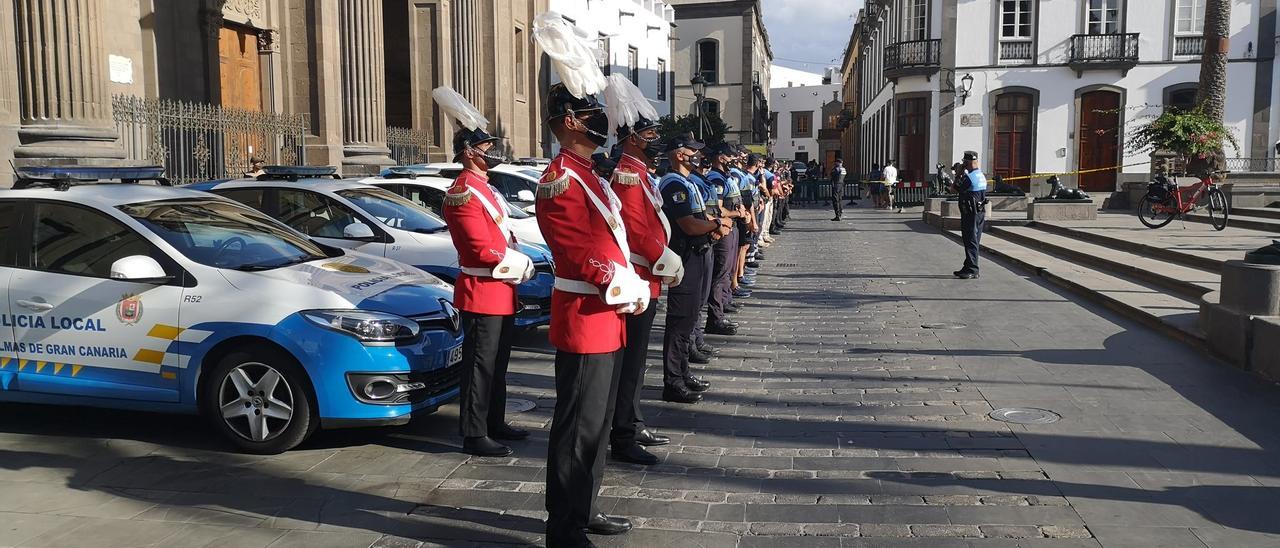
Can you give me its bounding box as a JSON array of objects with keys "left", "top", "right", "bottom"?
[{"left": 229, "top": 253, "right": 455, "bottom": 317}]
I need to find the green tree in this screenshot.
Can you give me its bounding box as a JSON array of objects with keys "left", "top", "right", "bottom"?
[{"left": 658, "top": 112, "right": 731, "bottom": 145}]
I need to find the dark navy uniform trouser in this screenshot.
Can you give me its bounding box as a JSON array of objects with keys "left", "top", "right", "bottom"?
[
  {"left": 663, "top": 246, "right": 712, "bottom": 389},
  {"left": 610, "top": 303, "right": 658, "bottom": 448},
  {"left": 707, "top": 225, "right": 738, "bottom": 326},
  {"left": 458, "top": 311, "right": 515, "bottom": 438},
  {"left": 959, "top": 190, "right": 986, "bottom": 272}
]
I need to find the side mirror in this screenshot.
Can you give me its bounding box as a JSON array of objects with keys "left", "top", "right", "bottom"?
[
  {"left": 343, "top": 222, "right": 377, "bottom": 240},
  {"left": 110, "top": 255, "right": 171, "bottom": 284},
  {"left": 516, "top": 189, "right": 535, "bottom": 202}
]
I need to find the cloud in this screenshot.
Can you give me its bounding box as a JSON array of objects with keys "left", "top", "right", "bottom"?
[{"left": 761, "top": 0, "right": 863, "bottom": 71}]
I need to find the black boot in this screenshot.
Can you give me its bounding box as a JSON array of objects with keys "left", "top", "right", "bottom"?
[
  {"left": 462, "top": 436, "right": 512, "bottom": 457},
  {"left": 584, "top": 513, "right": 632, "bottom": 535}
]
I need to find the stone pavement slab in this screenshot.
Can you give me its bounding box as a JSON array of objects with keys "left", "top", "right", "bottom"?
[{"left": 1, "top": 207, "right": 1280, "bottom": 547}]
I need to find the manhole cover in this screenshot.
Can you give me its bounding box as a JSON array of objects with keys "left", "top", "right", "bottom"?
[
  {"left": 506, "top": 399, "right": 537, "bottom": 413},
  {"left": 989, "top": 407, "right": 1061, "bottom": 424},
  {"left": 921, "top": 322, "right": 967, "bottom": 329}
]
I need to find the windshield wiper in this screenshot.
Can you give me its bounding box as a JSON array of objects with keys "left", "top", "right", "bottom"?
[
  {"left": 411, "top": 226, "right": 448, "bottom": 234},
  {"left": 232, "top": 256, "right": 320, "bottom": 271}
]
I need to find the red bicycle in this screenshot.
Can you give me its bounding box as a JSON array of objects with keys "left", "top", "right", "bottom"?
[{"left": 1138, "top": 170, "right": 1230, "bottom": 231}]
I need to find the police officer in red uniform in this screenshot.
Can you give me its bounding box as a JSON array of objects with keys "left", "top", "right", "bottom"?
[{"left": 433, "top": 87, "right": 535, "bottom": 458}]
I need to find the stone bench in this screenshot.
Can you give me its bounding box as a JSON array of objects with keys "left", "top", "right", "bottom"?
[{"left": 1027, "top": 200, "right": 1097, "bottom": 221}]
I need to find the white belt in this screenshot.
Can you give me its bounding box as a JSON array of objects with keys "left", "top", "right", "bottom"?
[
  {"left": 629, "top": 253, "right": 651, "bottom": 268},
  {"left": 553, "top": 277, "right": 599, "bottom": 295},
  {"left": 460, "top": 266, "right": 493, "bottom": 278}
]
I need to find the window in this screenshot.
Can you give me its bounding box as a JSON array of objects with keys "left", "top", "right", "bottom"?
[
  {"left": 0, "top": 201, "right": 18, "bottom": 267},
  {"left": 334, "top": 188, "right": 446, "bottom": 233},
  {"left": 657, "top": 59, "right": 667, "bottom": 100},
  {"left": 121, "top": 198, "right": 327, "bottom": 270},
  {"left": 628, "top": 46, "right": 639, "bottom": 84},
  {"left": 792, "top": 111, "right": 813, "bottom": 138},
  {"left": 1175, "top": 0, "right": 1204, "bottom": 34},
  {"left": 597, "top": 34, "right": 611, "bottom": 76},
  {"left": 697, "top": 39, "right": 718, "bottom": 84},
  {"left": 490, "top": 173, "right": 536, "bottom": 202},
  {"left": 1086, "top": 0, "right": 1121, "bottom": 35},
  {"left": 1000, "top": 0, "right": 1033, "bottom": 39},
  {"left": 700, "top": 99, "right": 720, "bottom": 118},
  {"left": 770, "top": 112, "right": 778, "bottom": 139},
  {"left": 900, "top": 0, "right": 928, "bottom": 41},
  {"left": 273, "top": 189, "right": 367, "bottom": 239},
  {"left": 515, "top": 26, "right": 527, "bottom": 96},
  {"left": 1164, "top": 84, "right": 1198, "bottom": 112},
  {"left": 31, "top": 202, "right": 155, "bottom": 278}
]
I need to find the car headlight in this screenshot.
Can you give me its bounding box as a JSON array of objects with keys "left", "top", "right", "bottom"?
[{"left": 301, "top": 310, "right": 419, "bottom": 345}]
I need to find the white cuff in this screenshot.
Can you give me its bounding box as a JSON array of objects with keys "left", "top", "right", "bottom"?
[
  {"left": 491, "top": 250, "right": 533, "bottom": 281},
  {"left": 652, "top": 247, "right": 684, "bottom": 287},
  {"left": 603, "top": 262, "right": 649, "bottom": 306}
]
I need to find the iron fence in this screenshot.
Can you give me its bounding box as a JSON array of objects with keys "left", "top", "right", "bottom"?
[
  {"left": 885, "top": 38, "right": 942, "bottom": 71},
  {"left": 113, "top": 95, "right": 307, "bottom": 184},
  {"left": 1069, "top": 33, "right": 1139, "bottom": 63},
  {"left": 387, "top": 126, "right": 432, "bottom": 166},
  {"left": 1225, "top": 157, "right": 1280, "bottom": 173}
]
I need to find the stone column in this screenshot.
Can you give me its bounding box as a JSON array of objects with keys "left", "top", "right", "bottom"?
[
  {"left": 12, "top": 0, "right": 124, "bottom": 161},
  {"left": 339, "top": 0, "right": 394, "bottom": 174}
]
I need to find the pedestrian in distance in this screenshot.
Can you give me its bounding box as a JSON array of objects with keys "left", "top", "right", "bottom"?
[
  {"left": 830, "top": 158, "right": 847, "bottom": 221},
  {"left": 955, "top": 151, "right": 988, "bottom": 280},
  {"left": 433, "top": 86, "right": 538, "bottom": 458},
  {"left": 868, "top": 161, "right": 882, "bottom": 208},
  {"left": 532, "top": 13, "right": 649, "bottom": 546},
  {"left": 881, "top": 159, "right": 898, "bottom": 210}
]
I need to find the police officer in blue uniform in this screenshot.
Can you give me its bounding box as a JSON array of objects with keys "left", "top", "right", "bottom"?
[
  {"left": 955, "top": 151, "right": 987, "bottom": 280},
  {"left": 660, "top": 134, "right": 730, "bottom": 403},
  {"left": 703, "top": 142, "right": 742, "bottom": 336}
]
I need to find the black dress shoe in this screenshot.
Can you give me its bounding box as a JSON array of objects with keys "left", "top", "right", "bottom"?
[
  {"left": 688, "top": 348, "right": 712, "bottom": 364},
  {"left": 746, "top": 261, "right": 760, "bottom": 268},
  {"left": 489, "top": 423, "right": 529, "bottom": 441},
  {"left": 831, "top": 217, "right": 842, "bottom": 221},
  {"left": 611, "top": 443, "right": 660, "bottom": 465},
  {"left": 686, "top": 376, "right": 711, "bottom": 392},
  {"left": 697, "top": 343, "right": 718, "bottom": 355},
  {"left": 705, "top": 322, "right": 738, "bottom": 336},
  {"left": 956, "top": 271, "right": 979, "bottom": 280},
  {"left": 635, "top": 428, "right": 670, "bottom": 446},
  {"left": 755, "top": 251, "right": 765, "bottom": 260},
  {"left": 725, "top": 303, "right": 741, "bottom": 314},
  {"left": 462, "top": 436, "right": 512, "bottom": 457},
  {"left": 662, "top": 386, "right": 703, "bottom": 404},
  {"left": 584, "top": 513, "right": 632, "bottom": 535}
]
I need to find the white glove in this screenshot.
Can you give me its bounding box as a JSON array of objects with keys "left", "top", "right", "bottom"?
[
  {"left": 651, "top": 247, "right": 684, "bottom": 287},
  {"left": 603, "top": 262, "right": 650, "bottom": 314},
  {"left": 492, "top": 250, "right": 533, "bottom": 285}
]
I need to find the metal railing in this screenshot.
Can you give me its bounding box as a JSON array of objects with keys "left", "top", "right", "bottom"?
[
  {"left": 1069, "top": 33, "right": 1139, "bottom": 63},
  {"left": 885, "top": 38, "right": 942, "bottom": 71},
  {"left": 1174, "top": 36, "right": 1204, "bottom": 56},
  {"left": 999, "top": 41, "right": 1034, "bottom": 61},
  {"left": 112, "top": 95, "right": 307, "bottom": 184},
  {"left": 387, "top": 126, "right": 432, "bottom": 166},
  {"left": 1225, "top": 157, "right": 1280, "bottom": 173}
]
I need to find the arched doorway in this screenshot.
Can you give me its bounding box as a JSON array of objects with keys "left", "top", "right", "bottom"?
[
  {"left": 1077, "top": 89, "right": 1122, "bottom": 192},
  {"left": 992, "top": 91, "right": 1035, "bottom": 190}
]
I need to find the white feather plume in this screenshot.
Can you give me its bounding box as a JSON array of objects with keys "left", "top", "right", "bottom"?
[
  {"left": 431, "top": 86, "right": 488, "bottom": 132},
  {"left": 604, "top": 74, "right": 660, "bottom": 134},
  {"left": 533, "top": 11, "right": 607, "bottom": 99}
]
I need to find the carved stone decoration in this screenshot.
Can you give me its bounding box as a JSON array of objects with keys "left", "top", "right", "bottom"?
[
  {"left": 257, "top": 29, "right": 279, "bottom": 54},
  {"left": 224, "top": 0, "right": 263, "bottom": 19}
]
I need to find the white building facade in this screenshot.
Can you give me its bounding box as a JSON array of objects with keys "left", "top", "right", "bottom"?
[
  {"left": 669, "top": 0, "right": 773, "bottom": 148},
  {"left": 549, "top": 0, "right": 676, "bottom": 117},
  {"left": 848, "top": 0, "right": 1279, "bottom": 191},
  {"left": 770, "top": 69, "right": 843, "bottom": 164}
]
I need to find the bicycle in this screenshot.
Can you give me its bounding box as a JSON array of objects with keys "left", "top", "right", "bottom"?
[{"left": 1138, "top": 170, "right": 1230, "bottom": 231}]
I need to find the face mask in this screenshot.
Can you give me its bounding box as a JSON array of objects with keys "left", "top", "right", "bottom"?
[
  {"left": 577, "top": 112, "right": 611, "bottom": 147},
  {"left": 634, "top": 133, "right": 662, "bottom": 160},
  {"left": 684, "top": 154, "right": 702, "bottom": 170},
  {"left": 471, "top": 147, "right": 505, "bottom": 170}
]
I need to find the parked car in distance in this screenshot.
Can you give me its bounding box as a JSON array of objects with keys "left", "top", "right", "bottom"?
[
  {"left": 381, "top": 163, "right": 543, "bottom": 212},
  {"left": 360, "top": 170, "right": 547, "bottom": 247}
]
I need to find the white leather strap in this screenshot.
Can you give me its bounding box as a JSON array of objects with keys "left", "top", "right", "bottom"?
[
  {"left": 467, "top": 184, "right": 514, "bottom": 243},
  {"left": 553, "top": 277, "right": 598, "bottom": 295},
  {"left": 629, "top": 253, "right": 651, "bottom": 268},
  {"left": 565, "top": 170, "right": 635, "bottom": 279}
]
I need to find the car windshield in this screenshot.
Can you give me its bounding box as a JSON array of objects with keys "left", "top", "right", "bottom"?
[
  {"left": 518, "top": 169, "right": 544, "bottom": 180},
  {"left": 335, "top": 188, "right": 448, "bottom": 233},
  {"left": 505, "top": 201, "right": 531, "bottom": 219},
  {"left": 119, "top": 198, "right": 328, "bottom": 271}
]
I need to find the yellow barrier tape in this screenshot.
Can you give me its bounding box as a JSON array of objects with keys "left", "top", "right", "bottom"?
[{"left": 998, "top": 161, "right": 1151, "bottom": 182}]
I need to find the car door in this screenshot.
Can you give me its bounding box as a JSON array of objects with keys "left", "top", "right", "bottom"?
[
  {"left": 0, "top": 200, "right": 20, "bottom": 390},
  {"left": 272, "top": 188, "right": 389, "bottom": 256},
  {"left": 8, "top": 201, "right": 183, "bottom": 402}
]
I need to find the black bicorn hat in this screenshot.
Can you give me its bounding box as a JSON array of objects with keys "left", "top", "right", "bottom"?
[
  {"left": 616, "top": 115, "right": 661, "bottom": 138},
  {"left": 452, "top": 127, "right": 500, "bottom": 157},
  {"left": 547, "top": 83, "right": 604, "bottom": 122},
  {"left": 663, "top": 131, "right": 705, "bottom": 153}
]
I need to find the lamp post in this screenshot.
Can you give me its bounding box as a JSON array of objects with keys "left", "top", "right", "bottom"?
[
  {"left": 959, "top": 73, "right": 975, "bottom": 105},
  {"left": 691, "top": 75, "right": 707, "bottom": 140}
]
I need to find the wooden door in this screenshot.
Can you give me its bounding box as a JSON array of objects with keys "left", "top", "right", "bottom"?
[
  {"left": 993, "top": 93, "right": 1034, "bottom": 190},
  {"left": 219, "top": 26, "right": 262, "bottom": 112},
  {"left": 1077, "top": 90, "right": 1121, "bottom": 192},
  {"left": 895, "top": 97, "right": 929, "bottom": 182}
]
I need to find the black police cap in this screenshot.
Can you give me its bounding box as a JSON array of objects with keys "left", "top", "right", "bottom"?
[
  {"left": 706, "top": 141, "right": 735, "bottom": 158},
  {"left": 663, "top": 132, "right": 705, "bottom": 153},
  {"left": 546, "top": 83, "right": 603, "bottom": 122}
]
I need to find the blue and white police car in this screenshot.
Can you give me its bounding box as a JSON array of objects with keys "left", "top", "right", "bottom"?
[
  {"left": 0, "top": 166, "right": 464, "bottom": 453},
  {"left": 190, "top": 167, "right": 553, "bottom": 328}
]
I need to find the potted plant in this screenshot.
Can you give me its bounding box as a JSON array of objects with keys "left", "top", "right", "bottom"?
[{"left": 1127, "top": 107, "right": 1239, "bottom": 178}]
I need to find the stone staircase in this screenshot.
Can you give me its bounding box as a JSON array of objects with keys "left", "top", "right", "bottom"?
[{"left": 1186, "top": 205, "right": 1280, "bottom": 233}]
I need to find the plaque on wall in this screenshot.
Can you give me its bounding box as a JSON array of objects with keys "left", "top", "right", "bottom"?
[
  {"left": 960, "top": 114, "right": 984, "bottom": 127},
  {"left": 109, "top": 55, "right": 134, "bottom": 84}
]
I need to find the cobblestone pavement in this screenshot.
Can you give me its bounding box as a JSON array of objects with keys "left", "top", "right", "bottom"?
[{"left": 3, "top": 207, "right": 1280, "bottom": 548}]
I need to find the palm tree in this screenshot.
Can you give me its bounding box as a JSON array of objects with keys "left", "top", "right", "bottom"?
[{"left": 1193, "top": 0, "right": 1230, "bottom": 121}]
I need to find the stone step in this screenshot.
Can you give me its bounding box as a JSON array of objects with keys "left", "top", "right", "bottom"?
[
  {"left": 1185, "top": 209, "right": 1280, "bottom": 233},
  {"left": 1029, "top": 221, "right": 1225, "bottom": 273},
  {"left": 988, "top": 225, "right": 1219, "bottom": 299},
  {"left": 946, "top": 230, "right": 1206, "bottom": 348},
  {"left": 1231, "top": 206, "right": 1280, "bottom": 220}
]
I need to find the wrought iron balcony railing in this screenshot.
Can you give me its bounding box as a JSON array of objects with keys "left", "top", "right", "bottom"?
[
  {"left": 999, "top": 41, "right": 1034, "bottom": 62},
  {"left": 1174, "top": 36, "right": 1204, "bottom": 57},
  {"left": 1069, "top": 33, "right": 1139, "bottom": 64},
  {"left": 884, "top": 38, "right": 941, "bottom": 79}
]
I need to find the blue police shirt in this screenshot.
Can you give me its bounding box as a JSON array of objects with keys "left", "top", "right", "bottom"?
[
  {"left": 964, "top": 168, "right": 988, "bottom": 192},
  {"left": 659, "top": 172, "right": 705, "bottom": 218},
  {"left": 689, "top": 172, "right": 716, "bottom": 204}
]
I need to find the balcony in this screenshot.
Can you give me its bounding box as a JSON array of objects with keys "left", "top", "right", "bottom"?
[
  {"left": 1068, "top": 33, "right": 1139, "bottom": 77},
  {"left": 999, "top": 41, "right": 1034, "bottom": 63},
  {"left": 1174, "top": 36, "right": 1204, "bottom": 57},
  {"left": 884, "top": 38, "right": 941, "bottom": 80}
]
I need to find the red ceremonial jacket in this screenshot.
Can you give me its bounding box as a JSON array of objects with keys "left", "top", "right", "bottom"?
[
  {"left": 535, "top": 149, "right": 628, "bottom": 354},
  {"left": 612, "top": 153, "right": 668, "bottom": 299},
  {"left": 442, "top": 169, "right": 518, "bottom": 316}
]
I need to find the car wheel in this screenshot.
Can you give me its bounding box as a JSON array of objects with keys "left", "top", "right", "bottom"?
[{"left": 202, "top": 349, "right": 316, "bottom": 454}]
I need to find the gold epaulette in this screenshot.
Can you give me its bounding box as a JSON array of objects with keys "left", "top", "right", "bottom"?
[
  {"left": 537, "top": 166, "right": 570, "bottom": 199},
  {"left": 444, "top": 187, "right": 472, "bottom": 207},
  {"left": 614, "top": 170, "right": 642, "bottom": 186}
]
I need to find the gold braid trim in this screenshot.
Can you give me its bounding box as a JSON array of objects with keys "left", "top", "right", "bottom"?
[
  {"left": 537, "top": 170, "right": 571, "bottom": 199},
  {"left": 444, "top": 187, "right": 472, "bottom": 207},
  {"left": 613, "top": 170, "right": 642, "bottom": 186}
]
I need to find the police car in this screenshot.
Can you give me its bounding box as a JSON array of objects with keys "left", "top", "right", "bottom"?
[
  {"left": 360, "top": 168, "right": 546, "bottom": 246},
  {"left": 189, "top": 167, "right": 553, "bottom": 328},
  {"left": 381, "top": 163, "right": 544, "bottom": 212},
  {"left": 0, "top": 166, "right": 464, "bottom": 454}
]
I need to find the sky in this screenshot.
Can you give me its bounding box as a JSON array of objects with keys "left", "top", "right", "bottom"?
[{"left": 761, "top": 0, "right": 863, "bottom": 75}]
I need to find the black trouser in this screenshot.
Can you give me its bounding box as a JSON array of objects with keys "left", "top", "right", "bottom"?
[
  {"left": 959, "top": 190, "right": 987, "bottom": 273},
  {"left": 546, "top": 349, "right": 624, "bottom": 547},
  {"left": 458, "top": 311, "right": 515, "bottom": 438},
  {"left": 707, "top": 226, "right": 738, "bottom": 326},
  {"left": 610, "top": 303, "right": 658, "bottom": 448},
  {"left": 831, "top": 192, "right": 844, "bottom": 218},
  {"left": 663, "top": 246, "right": 711, "bottom": 390}
]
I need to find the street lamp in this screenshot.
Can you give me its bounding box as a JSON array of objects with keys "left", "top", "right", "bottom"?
[
  {"left": 691, "top": 75, "right": 707, "bottom": 140},
  {"left": 959, "top": 73, "right": 974, "bottom": 105}
]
